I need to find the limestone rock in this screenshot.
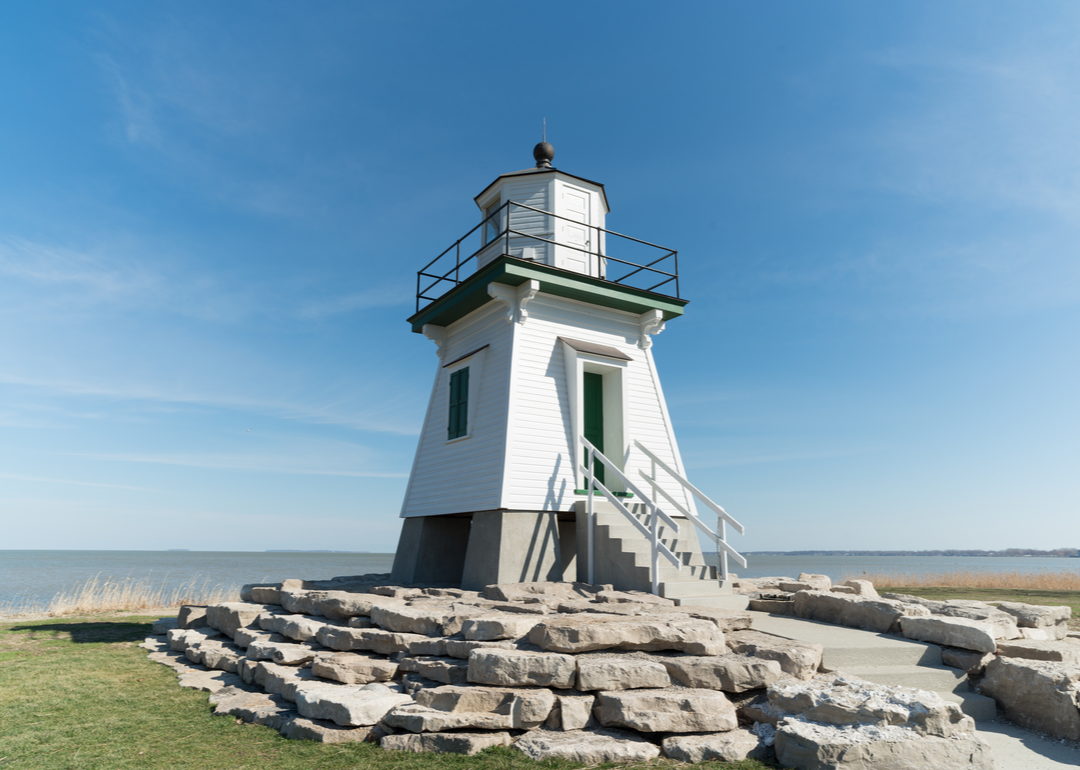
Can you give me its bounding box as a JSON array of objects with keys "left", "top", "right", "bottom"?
[
  {"left": 514, "top": 727, "right": 661, "bottom": 763},
  {"left": 370, "top": 606, "right": 452, "bottom": 637},
  {"left": 167, "top": 626, "right": 220, "bottom": 652},
  {"left": 467, "top": 648, "right": 576, "bottom": 688},
  {"left": 281, "top": 716, "right": 386, "bottom": 743},
  {"left": 768, "top": 676, "right": 975, "bottom": 738},
  {"left": 382, "top": 703, "right": 513, "bottom": 732},
  {"left": 595, "top": 688, "right": 737, "bottom": 733},
  {"left": 883, "top": 595, "right": 1020, "bottom": 639},
  {"left": 317, "top": 626, "right": 426, "bottom": 655},
  {"left": 481, "top": 582, "right": 592, "bottom": 603},
  {"left": 843, "top": 579, "right": 879, "bottom": 598},
  {"left": 415, "top": 683, "right": 553, "bottom": 727},
  {"left": 233, "top": 628, "right": 285, "bottom": 649},
  {"left": 205, "top": 602, "right": 276, "bottom": 639},
  {"left": 1017, "top": 625, "right": 1069, "bottom": 641},
  {"left": 773, "top": 719, "right": 994, "bottom": 770},
  {"left": 662, "top": 654, "right": 784, "bottom": 693},
  {"left": 940, "top": 647, "right": 994, "bottom": 676},
  {"left": 415, "top": 656, "right": 470, "bottom": 685},
  {"left": 511, "top": 688, "right": 557, "bottom": 728},
  {"left": 530, "top": 615, "right": 725, "bottom": 655},
  {"left": 211, "top": 686, "right": 294, "bottom": 731},
  {"left": 662, "top": 729, "right": 767, "bottom": 762},
  {"left": 575, "top": 655, "right": 672, "bottom": 691},
  {"left": 319, "top": 592, "right": 405, "bottom": 619},
  {"left": 409, "top": 637, "right": 448, "bottom": 656},
  {"left": 381, "top": 731, "right": 513, "bottom": 755},
  {"left": 192, "top": 639, "right": 243, "bottom": 672},
  {"left": 295, "top": 682, "right": 411, "bottom": 727},
  {"left": 247, "top": 640, "right": 320, "bottom": 666},
  {"left": 546, "top": 693, "right": 596, "bottom": 730},
  {"left": 152, "top": 617, "right": 178, "bottom": 635},
  {"left": 596, "top": 589, "right": 675, "bottom": 605},
  {"left": 445, "top": 639, "right": 515, "bottom": 659},
  {"left": 995, "top": 639, "right": 1080, "bottom": 665},
  {"left": 980, "top": 656, "right": 1080, "bottom": 741},
  {"left": 259, "top": 613, "right": 333, "bottom": 642},
  {"left": 315, "top": 625, "right": 367, "bottom": 651},
  {"left": 679, "top": 606, "right": 754, "bottom": 633},
  {"left": 794, "top": 591, "right": 929, "bottom": 634},
  {"left": 462, "top": 614, "right": 542, "bottom": 641},
  {"left": 831, "top": 586, "right": 858, "bottom": 594},
  {"left": 997, "top": 601, "right": 1071, "bottom": 628},
  {"left": 899, "top": 616, "right": 997, "bottom": 653},
  {"left": 749, "top": 597, "right": 796, "bottom": 615},
  {"left": 242, "top": 583, "right": 283, "bottom": 605},
  {"left": 176, "top": 605, "right": 208, "bottom": 628},
  {"left": 726, "top": 629, "right": 823, "bottom": 680},
  {"left": 257, "top": 661, "right": 340, "bottom": 702},
  {"left": 177, "top": 668, "right": 243, "bottom": 693},
  {"left": 782, "top": 573, "right": 832, "bottom": 593}
]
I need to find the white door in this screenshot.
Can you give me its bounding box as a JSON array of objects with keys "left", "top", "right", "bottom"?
[{"left": 560, "top": 187, "right": 594, "bottom": 276}]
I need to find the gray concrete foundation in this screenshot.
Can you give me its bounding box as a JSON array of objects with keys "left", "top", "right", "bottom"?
[
  {"left": 389, "top": 515, "right": 471, "bottom": 585},
  {"left": 459, "top": 511, "right": 563, "bottom": 591}
]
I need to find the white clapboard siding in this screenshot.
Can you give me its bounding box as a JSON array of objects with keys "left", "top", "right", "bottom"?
[
  {"left": 504, "top": 179, "right": 551, "bottom": 264},
  {"left": 503, "top": 293, "right": 693, "bottom": 515},
  {"left": 400, "top": 301, "right": 512, "bottom": 517}
]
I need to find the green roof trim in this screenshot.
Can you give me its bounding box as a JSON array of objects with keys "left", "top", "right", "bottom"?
[{"left": 408, "top": 256, "right": 688, "bottom": 332}]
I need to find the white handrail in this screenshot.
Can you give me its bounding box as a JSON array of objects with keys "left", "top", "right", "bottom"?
[
  {"left": 580, "top": 436, "right": 681, "bottom": 595},
  {"left": 634, "top": 439, "right": 747, "bottom": 580}
]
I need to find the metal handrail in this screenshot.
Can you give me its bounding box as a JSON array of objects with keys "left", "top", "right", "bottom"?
[
  {"left": 416, "top": 200, "right": 680, "bottom": 312},
  {"left": 580, "top": 436, "right": 681, "bottom": 596},
  {"left": 633, "top": 439, "right": 747, "bottom": 582}
]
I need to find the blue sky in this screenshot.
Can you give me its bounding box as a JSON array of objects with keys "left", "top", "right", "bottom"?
[{"left": 1, "top": 2, "right": 1077, "bottom": 553}]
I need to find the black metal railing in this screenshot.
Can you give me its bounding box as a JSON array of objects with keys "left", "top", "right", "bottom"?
[{"left": 415, "top": 200, "right": 680, "bottom": 313}]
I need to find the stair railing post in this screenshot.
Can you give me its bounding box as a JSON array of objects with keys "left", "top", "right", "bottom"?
[
  {"left": 587, "top": 439, "right": 595, "bottom": 586},
  {"left": 650, "top": 502, "right": 660, "bottom": 597},
  {"left": 717, "top": 517, "right": 728, "bottom": 584}
]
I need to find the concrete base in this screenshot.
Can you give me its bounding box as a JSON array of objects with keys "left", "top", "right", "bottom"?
[
  {"left": 389, "top": 515, "right": 471, "bottom": 585},
  {"left": 459, "top": 511, "right": 563, "bottom": 591}
]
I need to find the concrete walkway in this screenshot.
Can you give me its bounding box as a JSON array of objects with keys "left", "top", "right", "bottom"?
[{"left": 748, "top": 611, "right": 1080, "bottom": 769}]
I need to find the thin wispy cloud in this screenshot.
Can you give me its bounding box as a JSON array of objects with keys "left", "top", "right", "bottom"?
[
  {"left": 0, "top": 472, "right": 155, "bottom": 492},
  {"left": 75, "top": 452, "right": 408, "bottom": 479}
]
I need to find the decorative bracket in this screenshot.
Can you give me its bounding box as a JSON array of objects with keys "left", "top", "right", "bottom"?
[
  {"left": 422, "top": 324, "right": 449, "bottom": 360},
  {"left": 638, "top": 309, "right": 666, "bottom": 350},
  {"left": 516, "top": 279, "right": 540, "bottom": 323},
  {"left": 488, "top": 279, "right": 540, "bottom": 324}
]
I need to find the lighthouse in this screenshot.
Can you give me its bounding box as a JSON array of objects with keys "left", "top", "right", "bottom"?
[{"left": 390, "top": 142, "right": 746, "bottom": 607}]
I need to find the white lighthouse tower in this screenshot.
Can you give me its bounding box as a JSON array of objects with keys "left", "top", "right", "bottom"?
[{"left": 390, "top": 142, "right": 746, "bottom": 607}]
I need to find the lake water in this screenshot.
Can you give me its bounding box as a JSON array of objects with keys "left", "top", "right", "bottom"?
[{"left": 2, "top": 550, "right": 1078, "bottom": 611}]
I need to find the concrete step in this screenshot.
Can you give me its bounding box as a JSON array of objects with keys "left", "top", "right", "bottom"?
[
  {"left": 939, "top": 691, "right": 998, "bottom": 722},
  {"left": 837, "top": 663, "right": 967, "bottom": 693},
  {"left": 660, "top": 580, "right": 730, "bottom": 599},
  {"left": 746, "top": 612, "right": 997, "bottom": 722},
  {"left": 750, "top": 614, "right": 941, "bottom": 667}
]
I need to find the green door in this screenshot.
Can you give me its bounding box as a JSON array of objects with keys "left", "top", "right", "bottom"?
[{"left": 583, "top": 372, "right": 604, "bottom": 486}]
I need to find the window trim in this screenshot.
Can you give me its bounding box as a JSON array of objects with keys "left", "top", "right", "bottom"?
[{"left": 443, "top": 346, "right": 487, "bottom": 443}]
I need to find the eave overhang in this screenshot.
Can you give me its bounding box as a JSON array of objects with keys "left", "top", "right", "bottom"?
[
  {"left": 407, "top": 255, "right": 687, "bottom": 333},
  {"left": 474, "top": 167, "right": 611, "bottom": 213}
]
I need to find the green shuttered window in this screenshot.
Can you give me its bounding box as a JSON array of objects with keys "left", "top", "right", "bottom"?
[{"left": 447, "top": 367, "right": 469, "bottom": 440}]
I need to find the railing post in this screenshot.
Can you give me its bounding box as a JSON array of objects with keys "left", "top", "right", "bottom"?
[
  {"left": 718, "top": 517, "right": 728, "bottom": 584},
  {"left": 504, "top": 202, "right": 510, "bottom": 257},
  {"left": 587, "top": 441, "right": 595, "bottom": 586},
  {"left": 650, "top": 502, "right": 660, "bottom": 597}
]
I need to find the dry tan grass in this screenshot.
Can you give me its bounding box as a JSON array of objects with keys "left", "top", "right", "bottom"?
[
  {"left": 846, "top": 568, "right": 1080, "bottom": 591},
  {"left": 0, "top": 573, "right": 240, "bottom": 618}
]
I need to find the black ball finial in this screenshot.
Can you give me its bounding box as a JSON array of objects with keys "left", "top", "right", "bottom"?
[{"left": 533, "top": 141, "right": 554, "bottom": 168}]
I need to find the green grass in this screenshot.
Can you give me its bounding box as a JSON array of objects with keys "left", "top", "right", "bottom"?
[
  {"left": 0, "top": 615, "right": 776, "bottom": 770},
  {"left": 878, "top": 586, "right": 1080, "bottom": 632}
]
